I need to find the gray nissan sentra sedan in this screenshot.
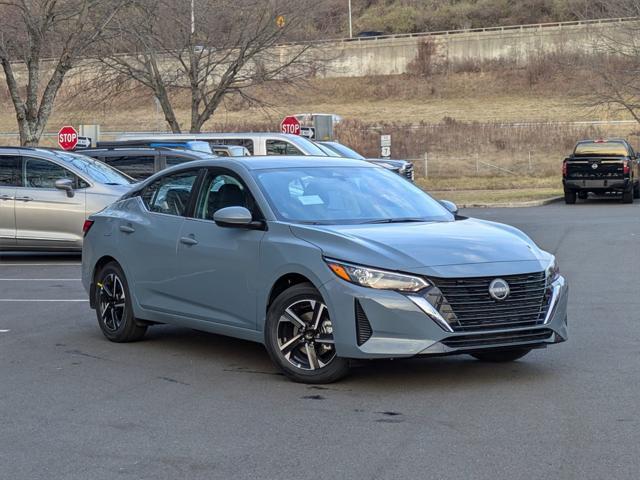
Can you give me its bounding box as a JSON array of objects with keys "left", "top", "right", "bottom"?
[{"left": 81, "top": 156, "right": 568, "bottom": 383}]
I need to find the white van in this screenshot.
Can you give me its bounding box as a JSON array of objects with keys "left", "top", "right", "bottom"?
[{"left": 116, "top": 132, "right": 328, "bottom": 157}]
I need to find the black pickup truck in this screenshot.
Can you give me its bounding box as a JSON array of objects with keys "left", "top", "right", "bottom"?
[{"left": 562, "top": 139, "right": 640, "bottom": 204}]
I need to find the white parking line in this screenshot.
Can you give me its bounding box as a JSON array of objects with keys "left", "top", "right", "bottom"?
[
  {"left": 0, "top": 278, "right": 81, "bottom": 281},
  {"left": 0, "top": 299, "right": 87, "bottom": 302},
  {"left": 0, "top": 329, "right": 9, "bottom": 333}
]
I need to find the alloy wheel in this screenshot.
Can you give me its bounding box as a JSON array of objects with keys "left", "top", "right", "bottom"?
[
  {"left": 276, "top": 299, "right": 336, "bottom": 371},
  {"left": 98, "top": 273, "right": 126, "bottom": 332}
]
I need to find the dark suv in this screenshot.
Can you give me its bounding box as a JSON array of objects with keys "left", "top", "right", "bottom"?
[{"left": 80, "top": 147, "right": 213, "bottom": 180}]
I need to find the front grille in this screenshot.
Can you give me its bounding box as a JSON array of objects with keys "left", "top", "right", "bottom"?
[
  {"left": 355, "top": 299, "right": 372, "bottom": 346},
  {"left": 442, "top": 328, "right": 553, "bottom": 349},
  {"left": 431, "top": 272, "right": 550, "bottom": 332}
]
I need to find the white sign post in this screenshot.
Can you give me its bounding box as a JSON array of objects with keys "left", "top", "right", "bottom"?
[{"left": 380, "top": 134, "right": 391, "bottom": 159}]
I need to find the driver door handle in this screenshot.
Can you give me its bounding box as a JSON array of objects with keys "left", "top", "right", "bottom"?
[
  {"left": 119, "top": 225, "right": 135, "bottom": 234},
  {"left": 15, "top": 196, "right": 32, "bottom": 202},
  {"left": 179, "top": 236, "right": 198, "bottom": 246},
  {"left": 0, "top": 194, "right": 13, "bottom": 200}
]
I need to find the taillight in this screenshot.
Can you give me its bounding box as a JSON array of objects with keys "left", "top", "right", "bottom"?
[
  {"left": 623, "top": 161, "right": 630, "bottom": 174},
  {"left": 82, "top": 220, "right": 94, "bottom": 236},
  {"left": 562, "top": 161, "right": 567, "bottom": 176}
]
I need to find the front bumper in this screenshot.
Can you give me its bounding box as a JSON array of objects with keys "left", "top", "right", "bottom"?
[{"left": 320, "top": 275, "right": 568, "bottom": 359}]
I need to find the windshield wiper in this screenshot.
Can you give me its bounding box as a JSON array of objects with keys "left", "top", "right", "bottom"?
[{"left": 360, "top": 218, "right": 427, "bottom": 224}]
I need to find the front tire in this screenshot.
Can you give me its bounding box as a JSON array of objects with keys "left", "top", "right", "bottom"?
[
  {"left": 564, "top": 189, "right": 576, "bottom": 204},
  {"left": 470, "top": 348, "right": 532, "bottom": 362},
  {"left": 94, "top": 262, "right": 147, "bottom": 342},
  {"left": 264, "top": 283, "right": 349, "bottom": 384}
]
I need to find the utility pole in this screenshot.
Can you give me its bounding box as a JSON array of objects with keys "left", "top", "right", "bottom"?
[
  {"left": 190, "top": 0, "right": 195, "bottom": 35},
  {"left": 348, "top": 0, "right": 353, "bottom": 38}
]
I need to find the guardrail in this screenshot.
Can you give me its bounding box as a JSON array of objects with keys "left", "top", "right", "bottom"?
[{"left": 282, "top": 16, "right": 638, "bottom": 47}]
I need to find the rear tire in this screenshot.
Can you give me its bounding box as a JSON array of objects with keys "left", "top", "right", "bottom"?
[
  {"left": 470, "top": 348, "right": 532, "bottom": 363},
  {"left": 264, "top": 283, "right": 349, "bottom": 384},
  {"left": 94, "top": 262, "right": 147, "bottom": 342},
  {"left": 564, "top": 189, "right": 576, "bottom": 204},
  {"left": 633, "top": 181, "right": 640, "bottom": 199},
  {"left": 622, "top": 187, "right": 633, "bottom": 204}
]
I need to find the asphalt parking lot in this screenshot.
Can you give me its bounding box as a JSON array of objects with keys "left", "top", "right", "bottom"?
[{"left": 1, "top": 198, "right": 639, "bottom": 480}]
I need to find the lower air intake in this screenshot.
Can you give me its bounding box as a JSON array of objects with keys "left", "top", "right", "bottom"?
[{"left": 355, "top": 299, "right": 372, "bottom": 346}]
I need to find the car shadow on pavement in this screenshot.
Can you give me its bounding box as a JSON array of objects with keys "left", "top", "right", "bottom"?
[{"left": 140, "top": 325, "right": 554, "bottom": 390}]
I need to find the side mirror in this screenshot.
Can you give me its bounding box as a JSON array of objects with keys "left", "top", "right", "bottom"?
[
  {"left": 213, "top": 206, "right": 254, "bottom": 228},
  {"left": 55, "top": 178, "right": 75, "bottom": 198},
  {"left": 440, "top": 199, "right": 458, "bottom": 215}
]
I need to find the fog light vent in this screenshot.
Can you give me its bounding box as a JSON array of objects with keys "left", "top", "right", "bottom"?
[{"left": 355, "top": 299, "right": 372, "bottom": 346}]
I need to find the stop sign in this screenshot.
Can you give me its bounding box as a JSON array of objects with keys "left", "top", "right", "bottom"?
[
  {"left": 280, "top": 116, "right": 301, "bottom": 135},
  {"left": 58, "top": 126, "right": 78, "bottom": 150}
]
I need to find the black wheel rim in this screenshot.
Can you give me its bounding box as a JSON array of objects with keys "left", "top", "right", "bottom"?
[
  {"left": 277, "top": 299, "right": 336, "bottom": 371},
  {"left": 98, "top": 273, "right": 126, "bottom": 332}
]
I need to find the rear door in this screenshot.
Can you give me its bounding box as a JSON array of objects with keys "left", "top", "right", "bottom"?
[
  {"left": 0, "top": 152, "right": 21, "bottom": 247},
  {"left": 15, "top": 155, "right": 87, "bottom": 249},
  {"left": 116, "top": 168, "right": 202, "bottom": 313}
]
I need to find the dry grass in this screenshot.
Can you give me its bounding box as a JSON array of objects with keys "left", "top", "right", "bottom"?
[{"left": 429, "top": 188, "right": 563, "bottom": 205}]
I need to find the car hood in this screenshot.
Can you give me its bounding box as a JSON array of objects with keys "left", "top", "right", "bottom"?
[
  {"left": 290, "top": 218, "right": 548, "bottom": 272},
  {"left": 366, "top": 158, "right": 408, "bottom": 170}
]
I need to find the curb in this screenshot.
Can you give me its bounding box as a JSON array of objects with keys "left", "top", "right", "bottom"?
[{"left": 458, "top": 196, "right": 564, "bottom": 209}]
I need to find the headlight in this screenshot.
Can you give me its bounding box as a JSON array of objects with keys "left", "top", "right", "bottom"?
[
  {"left": 325, "top": 259, "right": 430, "bottom": 292},
  {"left": 546, "top": 257, "right": 560, "bottom": 282}
]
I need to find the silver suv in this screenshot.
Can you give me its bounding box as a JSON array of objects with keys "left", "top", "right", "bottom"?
[{"left": 0, "top": 147, "right": 133, "bottom": 251}]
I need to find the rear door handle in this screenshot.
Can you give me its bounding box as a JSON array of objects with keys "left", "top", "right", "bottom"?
[
  {"left": 179, "top": 236, "right": 198, "bottom": 246},
  {"left": 0, "top": 194, "right": 13, "bottom": 200},
  {"left": 119, "top": 225, "right": 135, "bottom": 234},
  {"left": 15, "top": 196, "right": 32, "bottom": 202}
]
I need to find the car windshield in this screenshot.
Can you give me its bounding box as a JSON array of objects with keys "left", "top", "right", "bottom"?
[
  {"left": 48, "top": 150, "right": 133, "bottom": 185},
  {"left": 313, "top": 142, "right": 341, "bottom": 157},
  {"left": 254, "top": 166, "right": 452, "bottom": 224},
  {"left": 321, "top": 142, "right": 366, "bottom": 160},
  {"left": 288, "top": 136, "right": 330, "bottom": 156}
]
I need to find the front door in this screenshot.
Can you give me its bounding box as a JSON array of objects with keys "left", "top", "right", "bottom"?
[
  {"left": 0, "top": 153, "right": 21, "bottom": 247},
  {"left": 175, "top": 169, "right": 265, "bottom": 329},
  {"left": 15, "top": 156, "right": 86, "bottom": 249}
]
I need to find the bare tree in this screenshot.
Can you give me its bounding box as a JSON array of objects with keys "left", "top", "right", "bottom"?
[
  {"left": 0, "top": 0, "right": 122, "bottom": 145},
  {"left": 575, "top": 2, "right": 640, "bottom": 123},
  {"left": 96, "top": 0, "right": 320, "bottom": 133}
]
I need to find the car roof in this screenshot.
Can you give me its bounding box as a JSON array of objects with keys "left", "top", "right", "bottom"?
[
  {"left": 119, "top": 132, "right": 303, "bottom": 140},
  {"left": 160, "top": 155, "right": 374, "bottom": 172}
]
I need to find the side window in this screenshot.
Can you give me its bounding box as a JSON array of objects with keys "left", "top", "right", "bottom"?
[
  {"left": 141, "top": 169, "right": 199, "bottom": 216},
  {"left": 194, "top": 170, "right": 259, "bottom": 221},
  {"left": 208, "top": 139, "right": 254, "bottom": 154},
  {"left": 103, "top": 155, "right": 155, "bottom": 180},
  {"left": 165, "top": 156, "right": 192, "bottom": 167},
  {"left": 23, "top": 157, "right": 78, "bottom": 189},
  {"left": 266, "top": 140, "right": 302, "bottom": 156},
  {"left": 0, "top": 155, "right": 21, "bottom": 186}
]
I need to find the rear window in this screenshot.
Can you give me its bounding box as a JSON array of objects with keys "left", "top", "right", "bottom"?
[{"left": 574, "top": 142, "right": 630, "bottom": 157}]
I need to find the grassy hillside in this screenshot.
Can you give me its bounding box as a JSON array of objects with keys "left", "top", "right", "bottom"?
[
  {"left": 312, "top": 0, "right": 607, "bottom": 37},
  {"left": 1, "top": 58, "right": 636, "bottom": 191}
]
